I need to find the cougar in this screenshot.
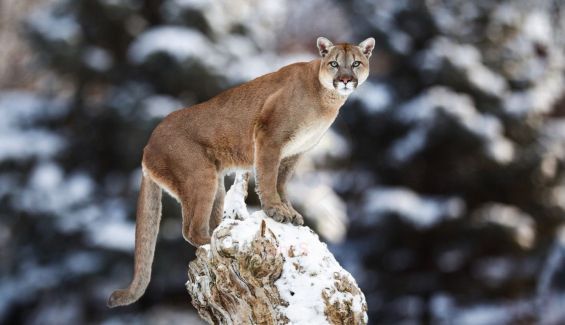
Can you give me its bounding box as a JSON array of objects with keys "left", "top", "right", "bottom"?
[{"left": 108, "top": 37, "right": 375, "bottom": 307}]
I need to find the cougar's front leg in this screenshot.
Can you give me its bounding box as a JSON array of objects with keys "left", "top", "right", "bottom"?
[
  {"left": 254, "top": 130, "right": 293, "bottom": 223},
  {"left": 277, "top": 155, "right": 304, "bottom": 225}
]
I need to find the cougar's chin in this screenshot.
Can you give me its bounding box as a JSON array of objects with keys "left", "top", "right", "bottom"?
[
  {"left": 334, "top": 82, "right": 356, "bottom": 96},
  {"left": 337, "top": 87, "right": 354, "bottom": 96}
]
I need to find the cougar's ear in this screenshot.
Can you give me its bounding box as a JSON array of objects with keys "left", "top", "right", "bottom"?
[
  {"left": 317, "top": 37, "right": 334, "bottom": 57},
  {"left": 358, "top": 37, "right": 375, "bottom": 58}
]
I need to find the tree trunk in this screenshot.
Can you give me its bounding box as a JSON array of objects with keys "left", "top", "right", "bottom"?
[{"left": 187, "top": 171, "right": 368, "bottom": 324}]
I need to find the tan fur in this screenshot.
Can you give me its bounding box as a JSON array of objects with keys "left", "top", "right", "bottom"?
[{"left": 107, "top": 37, "right": 375, "bottom": 307}]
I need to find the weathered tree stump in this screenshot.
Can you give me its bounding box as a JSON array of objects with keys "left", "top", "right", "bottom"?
[{"left": 187, "top": 171, "right": 368, "bottom": 324}]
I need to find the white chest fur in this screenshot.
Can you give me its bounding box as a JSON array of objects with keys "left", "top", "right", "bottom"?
[{"left": 282, "top": 119, "right": 333, "bottom": 157}]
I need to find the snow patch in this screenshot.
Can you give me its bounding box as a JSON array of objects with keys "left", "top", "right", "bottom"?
[
  {"left": 0, "top": 91, "right": 67, "bottom": 161},
  {"left": 128, "top": 26, "right": 220, "bottom": 68},
  {"left": 27, "top": 9, "right": 80, "bottom": 43},
  {"left": 88, "top": 221, "right": 136, "bottom": 252},
  {"left": 141, "top": 95, "right": 183, "bottom": 119},
  {"left": 422, "top": 38, "right": 507, "bottom": 98},
  {"left": 218, "top": 212, "right": 366, "bottom": 324},
  {"left": 362, "top": 186, "right": 465, "bottom": 229},
  {"left": 196, "top": 171, "right": 367, "bottom": 324},
  {"left": 350, "top": 81, "right": 392, "bottom": 115},
  {"left": 391, "top": 87, "right": 514, "bottom": 164}
]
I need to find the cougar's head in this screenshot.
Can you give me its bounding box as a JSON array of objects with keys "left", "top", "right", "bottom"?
[{"left": 317, "top": 37, "right": 375, "bottom": 96}]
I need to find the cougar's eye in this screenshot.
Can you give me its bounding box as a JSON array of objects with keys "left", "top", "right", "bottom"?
[
  {"left": 352, "top": 61, "right": 361, "bottom": 67},
  {"left": 329, "top": 61, "right": 339, "bottom": 68}
]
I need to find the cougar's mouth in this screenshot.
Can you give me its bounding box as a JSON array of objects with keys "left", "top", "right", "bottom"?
[{"left": 333, "top": 79, "right": 357, "bottom": 95}]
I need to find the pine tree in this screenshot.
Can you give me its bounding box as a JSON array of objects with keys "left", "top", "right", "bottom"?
[{"left": 336, "top": 0, "right": 565, "bottom": 323}]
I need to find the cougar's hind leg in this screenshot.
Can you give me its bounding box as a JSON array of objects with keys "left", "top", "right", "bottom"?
[
  {"left": 208, "top": 176, "right": 225, "bottom": 235},
  {"left": 180, "top": 164, "right": 218, "bottom": 246}
]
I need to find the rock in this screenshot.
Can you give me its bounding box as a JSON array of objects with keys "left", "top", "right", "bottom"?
[{"left": 187, "top": 171, "right": 368, "bottom": 324}]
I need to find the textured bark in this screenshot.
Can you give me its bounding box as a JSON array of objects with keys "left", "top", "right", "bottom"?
[{"left": 187, "top": 171, "right": 368, "bottom": 324}]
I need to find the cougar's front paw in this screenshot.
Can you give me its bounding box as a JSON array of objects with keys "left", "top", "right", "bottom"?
[
  {"left": 289, "top": 208, "right": 304, "bottom": 226},
  {"left": 264, "top": 203, "right": 293, "bottom": 223},
  {"left": 283, "top": 202, "right": 304, "bottom": 226}
]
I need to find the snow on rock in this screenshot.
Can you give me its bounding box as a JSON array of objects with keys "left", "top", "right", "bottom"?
[
  {"left": 187, "top": 171, "right": 368, "bottom": 324},
  {"left": 222, "top": 170, "right": 251, "bottom": 221}
]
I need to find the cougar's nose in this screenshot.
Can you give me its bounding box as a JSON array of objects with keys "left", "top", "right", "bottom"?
[{"left": 339, "top": 76, "right": 352, "bottom": 84}]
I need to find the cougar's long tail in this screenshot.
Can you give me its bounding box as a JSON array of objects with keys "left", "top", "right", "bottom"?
[{"left": 107, "top": 173, "right": 162, "bottom": 308}]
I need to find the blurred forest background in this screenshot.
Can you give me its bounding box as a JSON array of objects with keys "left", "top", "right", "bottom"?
[{"left": 2, "top": 0, "right": 565, "bottom": 324}]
